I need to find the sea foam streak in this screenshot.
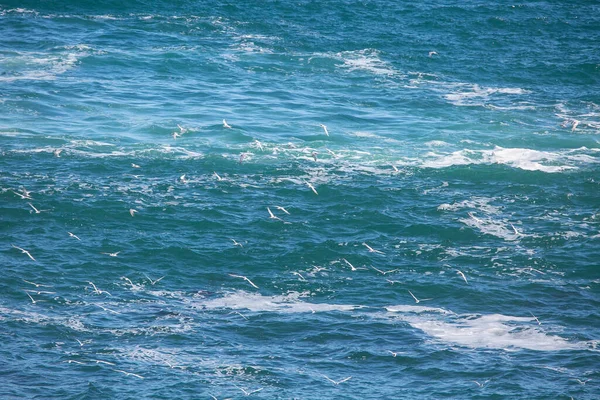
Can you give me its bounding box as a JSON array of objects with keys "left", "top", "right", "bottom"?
[
  {"left": 421, "top": 147, "right": 592, "bottom": 172},
  {"left": 388, "top": 308, "right": 588, "bottom": 351},
  {"left": 195, "top": 291, "right": 360, "bottom": 313}
]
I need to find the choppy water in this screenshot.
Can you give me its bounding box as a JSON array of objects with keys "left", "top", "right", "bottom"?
[{"left": 1, "top": 1, "right": 599, "bottom": 399}]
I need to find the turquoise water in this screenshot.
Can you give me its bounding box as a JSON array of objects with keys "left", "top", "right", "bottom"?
[{"left": 1, "top": 1, "right": 599, "bottom": 398}]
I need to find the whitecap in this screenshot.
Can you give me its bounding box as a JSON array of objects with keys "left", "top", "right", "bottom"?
[
  {"left": 195, "top": 291, "right": 360, "bottom": 313},
  {"left": 388, "top": 308, "right": 587, "bottom": 351},
  {"left": 335, "top": 49, "right": 397, "bottom": 76},
  {"left": 409, "top": 313, "right": 583, "bottom": 351},
  {"left": 0, "top": 49, "right": 83, "bottom": 82},
  {"left": 441, "top": 83, "right": 531, "bottom": 107},
  {"left": 459, "top": 213, "right": 518, "bottom": 241},
  {"left": 386, "top": 305, "right": 452, "bottom": 314},
  {"left": 421, "top": 146, "right": 591, "bottom": 173}
]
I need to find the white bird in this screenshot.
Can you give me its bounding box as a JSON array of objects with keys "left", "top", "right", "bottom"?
[
  {"left": 304, "top": 180, "right": 318, "bottom": 195},
  {"left": 326, "top": 148, "right": 336, "bottom": 157},
  {"left": 311, "top": 151, "right": 318, "bottom": 162},
  {"left": 23, "top": 279, "right": 52, "bottom": 288},
  {"left": 234, "top": 385, "right": 263, "bottom": 396},
  {"left": 229, "top": 273, "right": 259, "bottom": 289},
  {"left": 323, "top": 375, "right": 352, "bottom": 385},
  {"left": 24, "top": 289, "right": 55, "bottom": 295},
  {"left": 239, "top": 153, "right": 247, "bottom": 163},
  {"left": 95, "top": 304, "right": 121, "bottom": 314},
  {"left": 473, "top": 380, "right": 489, "bottom": 388},
  {"left": 223, "top": 119, "right": 232, "bottom": 129},
  {"left": 214, "top": 171, "right": 223, "bottom": 181},
  {"left": 64, "top": 360, "right": 87, "bottom": 365},
  {"left": 408, "top": 290, "right": 432, "bottom": 304},
  {"left": 388, "top": 351, "right": 399, "bottom": 357},
  {"left": 12, "top": 190, "right": 32, "bottom": 200},
  {"left": 172, "top": 132, "right": 181, "bottom": 139},
  {"left": 392, "top": 165, "right": 399, "bottom": 172},
  {"left": 68, "top": 232, "right": 81, "bottom": 241},
  {"left": 231, "top": 239, "right": 243, "bottom": 247},
  {"left": 88, "top": 281, "right": 111, "bottom": 296},
  {"left": 371, "top": 266, "right": 398, "bottom": 275},
  {"left": 275, "top": 206, "right": 290, "bottom": 215},
  {"left": 267, "top": 207, "right": 283, "bottom": 221},
  {"left": 28, "top": 203, "right": 49, "bottom": 214},
  {"left": 163, "top": 360, "right": 187, "bottom": 370},
  {"left": 21, "top": 187, "right": 32, "bottom": 197},
  {"left": 131, "top": 163, "right": 141, "bottom": 168},
  {"left": 229, "top": 311, "right": 248, "bottom": 320},
  {"left": 429, "top": 51, "right": 438, "bottom": 57},
  {"left": 177, "top": 124, "right": 187, "bottom": 134},
  {"left": 386, "top": 279, "right": 402, "bottom": 285},
  {"left": 292, "top": 271, "right": 306, "bottom": 281},
  {"left": 571, "top": 120, "right": 579, "bottom": 132},
  {"left": 254, "top": 140, "right": 264, "bottom": 151},
  {"left": 11, "top": 244, "right": 35, "bottom": 261},
  {"left": 112, "top": 369, "right": 144, "bottom": 379},
  {"left": 144, "top": 273, "right": 165, "bottom": 285},
  {"left": 509, "top": 223, "right": 520, "bottom": 236},
  {"left": 121, "top": 276, "right": 134, "bottom": 286},
  {"left": 101, "top": 251, "right": 120, "bottom": 257},
  {"left": 456, "top": 270, "right": 468, "bottom": 284},
  {"left": 342, "top": 258, "right": 359, "bottom": 271},
  {"left": 129, "top": 209, "right": 138, "bottom": 217},
  {"left": 24, "top": 291, "right": 42, "bottom": 304},
  {"left": 179, "top": 174, "right": 187, "bottom": 183},
  {"left": 363, "top": 242, "right": 384, "bottom": 255},
  {"left": 525, "top": 267, "right": 546, "bottom": 275},
  {"left": 53, "top": 149, "right": 62, "bottom": 157},
  {"left": 92, "top": 359, "right": 115, "bottom": 366},
  {"left": 319, "top": 124, "right": 329, "bottom": 136},
  {"left": 573, "top": 378, "right": 591, "bottom": 385},
  {"left": 530, "top": 312, "right": 541, "bottom": 325}
]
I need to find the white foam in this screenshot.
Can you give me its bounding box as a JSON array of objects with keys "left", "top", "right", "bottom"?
[
  {"left": 335, "top": 49, "right": 397, "bottom": 76},
  {"left": 0, "top": 306, "right": 90, "bottom": 332},
  {"left": 0, "top": 8, "right": 39, "bottom": 16},
  {"left": 425, "top": 140, "right": 450, "bottom": 147},
  {"left": 441, "top": 83, "right": 530, "bottom": 107},
  {"left": 421, "top": 146, "right": 592, "bottom": 173},
  {"left": 437, "top": 197, "right": 502, "bottom": 215},
  {"left": 459, "top": 213, "right": 518, "bottom": 241},
  {"left": 386, "top": 305, "right": 452, "bottom": 314},
  {"left": 196, "top": 291, "right": 360, "bottom": 313},
  {"left": 0, "top": 49, "right": 84, "bottom": 82},
  {"left": 390, "top": 309, "right": 586, "bottom": 351},
  {"left": 414, "top": 315, "right": 583, "bottom": 351}
]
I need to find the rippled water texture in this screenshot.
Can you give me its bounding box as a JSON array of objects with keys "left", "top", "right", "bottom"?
[{"left": 1, "top": 1, "right": 599, "bottom": 399}]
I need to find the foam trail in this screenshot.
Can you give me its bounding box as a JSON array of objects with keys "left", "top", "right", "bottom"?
[
  {"left": 390, "top": 310, "right": 587, "bottom": 351},
  {"left": 195, "top": 291, "right": 360, "bottom": 313}
]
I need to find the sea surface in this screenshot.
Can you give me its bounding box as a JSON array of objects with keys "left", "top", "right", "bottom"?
[{"left": 1, "top": 1, "right": 599, "bottom": 398}]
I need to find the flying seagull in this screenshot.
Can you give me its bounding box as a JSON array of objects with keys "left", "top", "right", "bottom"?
[
  {"left": 11, "top": 244, "right": 35, "bottom": 261},
  {"left": 229, "top": 273, "right": 259, "bottom": 289}
]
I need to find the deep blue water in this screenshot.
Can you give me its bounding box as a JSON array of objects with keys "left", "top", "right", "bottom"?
[{"left": 1, "top": 1, "right": 599, "bottom": 399}]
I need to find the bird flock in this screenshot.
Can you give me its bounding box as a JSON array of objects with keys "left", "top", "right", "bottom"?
[{"left": 5, "top": 119, "right": 570, "bottom": 396}]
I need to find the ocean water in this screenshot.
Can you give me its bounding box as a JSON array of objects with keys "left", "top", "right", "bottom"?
[{"left": 1, "top": 1, "right": 599, "bottom": 398}]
